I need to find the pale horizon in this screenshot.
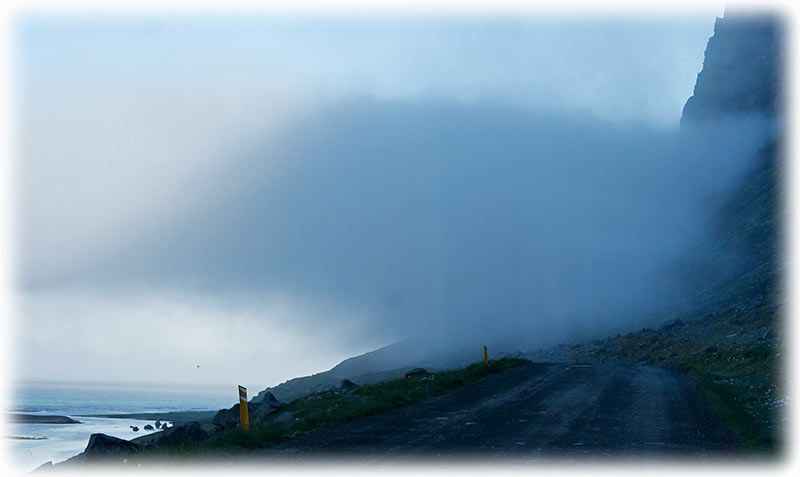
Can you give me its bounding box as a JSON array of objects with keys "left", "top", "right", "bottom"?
[{"left": 11, "top": 11, "right": 726, "bottom": 388}]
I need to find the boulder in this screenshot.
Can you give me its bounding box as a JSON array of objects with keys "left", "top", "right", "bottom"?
[
  {"left": 155, "top": 420, "right": 162, "bottom": 428},
  {"left": 404, "top": 368, "right": 429, "bottom": 378},
  {"left": 143, "top": 424, "right": 154, "bottom": 431},
  {"left": 254, "top": 391, "right": 282, "bottom": 408},
  {"left": 129, "top": 426, "right": 139, "bottom": 432},
  {"left": 213, "top": 390, "right": 291, "bottom": 430},
  {"left": 211, "top": 396, "right": 283, "bottom": 431},
  {"left": 155, "top": 421, "right": 209, "bottom": 447},
  {"left": 79, "top": 433, "right": 140, "bottom": 463},
  {"left": 340, "top": 379, "right": 359, "bottom": 392},
  {"left": 212, "top": 403, "right": 242, "bottom": 431},
  {"left": 275, "top": 411, "right": 293, "bottom": 424},
  {"left": 215, "top": 393, "right": 288, "bottom": 430},
  {"left": 250, "top": 402, "right": 280, "bottom": 424}
]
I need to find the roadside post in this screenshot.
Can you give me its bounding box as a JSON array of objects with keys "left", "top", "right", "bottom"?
[
  {"left": 484, "top": 345, "right": 488, "bottom": 363},
  {"left": 238, "top": 385, "right": 249, "bottom": 431}
]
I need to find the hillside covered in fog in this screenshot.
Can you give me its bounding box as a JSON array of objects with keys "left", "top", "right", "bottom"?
[{"left": 250, "top": 11, "right": 783, "bottom": 403}]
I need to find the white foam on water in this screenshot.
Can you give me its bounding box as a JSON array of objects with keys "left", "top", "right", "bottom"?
[{"left": 6, "top": 416, "right": 165, "bottom": 473}]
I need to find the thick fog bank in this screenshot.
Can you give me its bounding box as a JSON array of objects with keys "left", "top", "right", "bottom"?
[{"left": 109, "top": 101, "right": 776, "bottom": 353}]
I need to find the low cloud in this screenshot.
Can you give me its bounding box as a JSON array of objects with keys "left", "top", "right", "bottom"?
[{"left": 20, "top": 100, "right": 775, "bottom": 372}]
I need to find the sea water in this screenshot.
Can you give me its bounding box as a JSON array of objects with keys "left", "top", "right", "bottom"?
[{"left": 4, "top": 381, "right": 238, "bottom": 473}]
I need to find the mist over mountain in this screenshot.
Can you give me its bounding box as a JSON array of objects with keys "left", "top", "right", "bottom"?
[
  {"left": 677, "top": 11, "right": 783, "bottom": 315},
  {"left": 13, "top": 11, "right": 783, "bottom": 389},
  {"left": 68, "top": 103, "right": 769, "bottom": 351},
  {"left": 257, "top": 10, "right": 785, "bottom": 390}
]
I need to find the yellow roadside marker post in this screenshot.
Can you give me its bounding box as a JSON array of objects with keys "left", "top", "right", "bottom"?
[
  {"left": 484, "top": 345, "right": 488, "bottom": 364},
  {"left": 238, "top": 385, "right": 249, "bottom": 431}
]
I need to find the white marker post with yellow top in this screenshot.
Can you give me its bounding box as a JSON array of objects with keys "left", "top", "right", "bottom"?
[{"left": 238, "top": 385, "right": 249, "bottom": 431}]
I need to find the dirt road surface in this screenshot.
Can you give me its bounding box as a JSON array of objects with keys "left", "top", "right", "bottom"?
[{"left": 254, "top": 362, "right": 737, "bottom": 461}]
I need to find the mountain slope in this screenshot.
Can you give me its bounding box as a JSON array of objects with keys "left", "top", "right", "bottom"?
[
  {"left": 677, "top": 10, "right": 783, "bottom": 315},
  {"left": 255, "top": 12, "right": 786, "bottom": 431},
  {"left": 529, "top": 10, "right": 785, "bottom": 451}
]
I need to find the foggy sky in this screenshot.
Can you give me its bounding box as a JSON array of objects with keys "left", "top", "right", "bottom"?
[{"left": 12, "top": 11, "right": 766, "bottom": 388}]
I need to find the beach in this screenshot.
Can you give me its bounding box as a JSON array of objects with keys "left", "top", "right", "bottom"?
[
  {"left": 6, "top": 415, "right": 166, "bottom": 473},
  {"left": 6, "top": 381, "right": 235, "bottom": 472}
]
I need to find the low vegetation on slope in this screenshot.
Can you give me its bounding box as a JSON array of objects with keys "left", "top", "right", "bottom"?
[
  {"left": 529, "top": 300, "right": 783, "bottom": 452},
  {"left": 129, "top": 358, "right": 528, "bottom": 461}
]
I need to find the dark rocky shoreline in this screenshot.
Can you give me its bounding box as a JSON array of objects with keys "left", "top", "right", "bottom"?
[
  {"left": 7, "top": 414, "right": 82, "bottom": 424},
  {"left": 77, "top": 410, "right": 217, "bottom": 424}
]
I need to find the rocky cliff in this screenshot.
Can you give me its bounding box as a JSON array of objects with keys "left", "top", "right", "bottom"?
[
  {"left": 682, "top": 12, "right": 784, "bottom": 124},
  {"left": 679, "top": 10, "right": 784, "bottom": 313}
]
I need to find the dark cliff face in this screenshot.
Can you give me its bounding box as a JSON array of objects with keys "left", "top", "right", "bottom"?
[
  {"left": 681, "top": 12, "right": 784, "bottom": 124},
  {"left": 678, "top": 11, "right": 784, "bottom": 312}
]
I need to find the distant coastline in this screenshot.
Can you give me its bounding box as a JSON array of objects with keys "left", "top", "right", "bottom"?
[
  {"left": 78, "top": 410, "right": 216, "bottom": 424},
  {"left": 8, "top": 381, "right": 234, "bottom": 473},
  {"left": 7, "top": 414, "right": 82, "bottom": 424}
]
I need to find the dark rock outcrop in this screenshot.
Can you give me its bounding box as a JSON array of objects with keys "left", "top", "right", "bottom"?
[
  {"left": 252, "top": 389, "right": 281, "bottom": 405},
  {"left": 255, "top": 391, "right": 282, "bottom": 407},
  {"left": 129, "top": 426, "right": 139, "bottom": 432},
  {"left": 682, "top": 12, "right": 784, "bottom": 124},
  {"left": 154, "top": 421, "right": 209, "bottom": 447},
  {"left": 212, "top": 403, "right": 242, "bottom": 431},
  {"left": 143, "top": 424, "right": 154, "bottom": 431},
  {"left": 250, "top": 401, "right": 280, "bottom": 423},
  {"left": 275, "top": 411, "right": 293, "bottom": 424},
  {"left": 340, "top": 379, "right": 359, "bottom": 392},
  {"left": 404, "top": 368, "right": 429, "bottom": 378},
  {"left": 213, "top": 394, "right": 285, "bottom": 431},
  {"left": 677, "top": 11, "right": 784, "bottom": 316},
  {"left": 78, "top": 433, "right": 140, "bottom": 463}
]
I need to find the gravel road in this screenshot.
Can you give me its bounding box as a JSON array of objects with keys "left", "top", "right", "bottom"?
[{"left": 255, "top": 362, "right": 738, "bottom": 461}]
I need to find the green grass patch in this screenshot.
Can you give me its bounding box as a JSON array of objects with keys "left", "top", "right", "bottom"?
[
  {"left": 236, "top": 358, "right": 527, "bottom": 448},
  {"left": 137, "top": 358, "right": 528, "bottom": 457},
  {"left": 689, "top": 371, "right": 779, "bottom": 452},
  {"left": 555, "top": 302, "right": 783, "bottom": 453}
]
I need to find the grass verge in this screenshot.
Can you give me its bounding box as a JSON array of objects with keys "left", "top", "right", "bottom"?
[
  {"left": 135, "top": 358, "right": 528, "bottom": 459},
  {"left": 527, "top": 301, "right": 783, "bottom": 453}
]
